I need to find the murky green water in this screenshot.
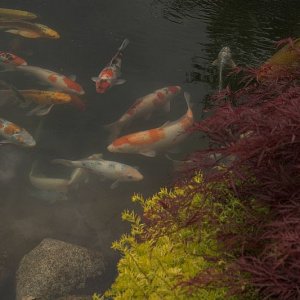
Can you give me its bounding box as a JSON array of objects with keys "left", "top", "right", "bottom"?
[{"left": 0, "top": 0, "right": 299, "bottom": 298}]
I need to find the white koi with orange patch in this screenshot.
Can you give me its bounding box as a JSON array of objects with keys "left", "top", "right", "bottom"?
[
  {"left": 107, "top": 92, "right": 194, "bottom": 157},
  {"left": 92, "top": 39, "right": 129, "bottom": 93},
  {"left": 105, "top": 86, "right": 182, "bottom": 140},
  {"left": 17, "top": 65, "right": 85, "bottom": 95},
  {"left": 0, "top": 118, "right": 35, "bottom": 147}
]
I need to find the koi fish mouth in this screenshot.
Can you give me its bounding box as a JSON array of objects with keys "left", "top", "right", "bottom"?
[{"left": 96, "top": 80, "right": 111, "bottom": 94}]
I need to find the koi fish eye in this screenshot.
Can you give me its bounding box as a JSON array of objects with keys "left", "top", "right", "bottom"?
[{"left": 127, "top": 175, "right": 133, "bottom": 179}]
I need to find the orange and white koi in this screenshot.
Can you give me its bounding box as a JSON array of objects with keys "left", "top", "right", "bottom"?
[
  {"left": 107, "top": 92, "right": 194, "bottom": 157},
  {"left": 91, "top": 38, "right": 129, "bottom": 93},
  {"left": 16, "top": 65, "right": 85, "bottom": 95},
  {"left": 105, "top": 86, "right": 182, "bottom": 140},
  {"left": 0, "top": 118, "right": 35, "bottom": 147},
  {"left": 0, "top": 51, "right": 27, "bottom": 67},
  {"left": 0, "top": 20, "right": 59, "bottom": 39},
  {"left": 0, "top": 8, "right": 37, "bottom": 20},
  {"left": 52, "top": 153, "right": 143, "bottom": 189}
]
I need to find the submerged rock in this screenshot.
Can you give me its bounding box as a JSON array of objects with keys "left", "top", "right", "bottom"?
[{"left": 16, "top": 238, "right": 105, "bottom": 300}]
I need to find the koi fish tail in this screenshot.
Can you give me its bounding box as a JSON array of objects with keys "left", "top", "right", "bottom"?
[
  {"left": 110, "top": 39, "right": 130, "bottom": 67},
  {"left": 70, "top": 96, "right": 86, "bottom": 111},
  {"left": 104, "top": 120, "right": 125, "bottom": 142},
  {"left": 183, "top": 92, "right": 192, "bottom": 109},
  {"left": 52, "top": 159, "right": 74, "bottom": 167},
  {"left": 118, "top": 38, "right": 130, "bottom": 52}
]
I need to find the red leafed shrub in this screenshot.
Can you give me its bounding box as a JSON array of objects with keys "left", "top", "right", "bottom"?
[{"left": 184, "top": 40, "right": 300, "bottom": 299}]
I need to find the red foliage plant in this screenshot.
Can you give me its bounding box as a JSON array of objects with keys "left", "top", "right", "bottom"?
[
  {"left": 140, "top": 39, "right": 300, "bottom": 299},
  {"left": 182, "top": 40, "right": 300, "bottom": 300}
]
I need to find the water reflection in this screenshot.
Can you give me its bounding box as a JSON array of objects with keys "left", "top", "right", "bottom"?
[{"left": 152, "top": 0, "right": 300, "bottom": 85}]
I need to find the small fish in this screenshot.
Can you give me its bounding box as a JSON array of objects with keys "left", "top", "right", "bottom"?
[
  {"left": 0, "top": 20, "right": 59, "bottom": 39},
  {"left": 52, "top": 153, "right": 143, "bottom": 189},
  {"left": 0, "top": 51, "right": 27, "bottom": 67},
  {"left": 107, "top": 92, "right": 194, "bottom": 157},
  {"left": 0, "top": 8, "right": 37, "bottom": 20},
  {"left": 105, "top": 86, "right": 182, "bottom": 140},
  {"left": 15, "top": 66, "right": 85, "bottom": 95},
  {"left": 0, "top": 118, "right": 36, "bottom": 147},
  {"left": 92, "top": 38, "right": 129, "bottom": 93},
  {"left": 212, "top": 47, "right": 236, "bottom": 91}
]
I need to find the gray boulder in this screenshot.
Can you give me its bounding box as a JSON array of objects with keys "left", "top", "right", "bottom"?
[{"left": 16, "top": 238, "right": 105, "bottom": 300}]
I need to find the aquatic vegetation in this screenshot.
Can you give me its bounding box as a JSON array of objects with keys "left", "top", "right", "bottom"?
[
  {"left": 187, "top": 39, "right": 300, "bottom": 299},
  {"left": 104, "top": 174, "right": 258, "bottom": 299}
]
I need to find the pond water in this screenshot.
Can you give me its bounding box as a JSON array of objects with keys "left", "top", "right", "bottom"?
[{"left": 0, "top": 0, "right": 299, "bottom": 298}]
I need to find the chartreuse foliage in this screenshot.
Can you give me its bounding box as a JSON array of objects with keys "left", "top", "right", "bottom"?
[{"left": 98, "top": 174, "right": 257, "bottom": 300}]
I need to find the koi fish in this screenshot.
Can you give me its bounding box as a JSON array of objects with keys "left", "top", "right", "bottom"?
[
  {"left": 257, "top": 38, "right": 300, "bottom": 80},
  {"left": 212, "top": 47, "right": 236, "bottom": 91},
  {"left": 52, "top": 153, "right": 143, "bottom": 189},
  {"left": 19, "top": 90, "right": 80, "bottom": 116},
  {"left": 0, "top": 20, "right": 59, "bottom": 39},
  {"left": 29, "top": 160, "right": 88, "bottom": 193},
  {"left": 105, "top": 86, "right": 182, "bottom": 140},
  {"left": 0, "top": 51, "right": 27, "bottom": 67},
  {"left": 15, "top": 66, "right": 85, "bottom": 95},
  {"left": 0, "top": 8, "right": 37, "bottom": 20},
  {"left": 0, "top": 118, "right": 36, "bottom": 147},
  {"left": 91, "top": 38, "right": 129, "bottom": 93},
  {"left": 107, "top": 92, "right": 194, "bottom": 157}
]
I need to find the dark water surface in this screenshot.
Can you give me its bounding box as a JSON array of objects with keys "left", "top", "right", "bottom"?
[{"left": 0, "top": 0, "right": 299, "bottom": 298}]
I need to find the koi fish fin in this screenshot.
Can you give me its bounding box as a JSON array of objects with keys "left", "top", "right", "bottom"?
[
  {"left": 104, "top": 121, "right": 124, "bottom": 142},
  {"left": 163, "top": 101, "right": 171, "bottom": 112},
  {"left": 161, "top": 121, "right": 171, "bottom": 128},
  {"left": 0, "top": 140, "right": 12, "bottom": 145},
  {"left": 114, "top": 79, "right": 126, "bottom": 85},
  {"left": 140, "top": 150, "right": 156, "bottom": 157},
  {"left": 26, "top": 104, "right": 51, "bottom": 116},
  {"left": 35, "top": 104, "right": 54, "bottom": 116},
  {"left": 91, "top": 77, "right": 99, "bottom": 82},
  {"left": 212, "top": 59, "right": 219, "bottom": 66},
  {"left": 110, "top": 180, "right": 120, "bottom": 189},
  {"left": 69, "top": 74, "right": 76, "bottom": 81},
  {"left": 52, "top": 159, "right": 74, "bottom": 167},
  {"left": 6, "top": 29, "right": 39, "bottom": 38},
  {"left": 227, "top": 59, "right": 237, "bottom": 68},
  {"left": 82, "top": 153, "right": 103, "bottom": 160},
  {"left": 118, "top": 38, "right": 130, "bottom": 52}
]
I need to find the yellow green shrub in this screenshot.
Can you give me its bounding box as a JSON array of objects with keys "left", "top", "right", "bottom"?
[{"left": 102, "top": 174, "right": 258, "bottom": 299}]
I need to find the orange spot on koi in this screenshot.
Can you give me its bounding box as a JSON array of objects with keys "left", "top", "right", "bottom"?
[
  {"left": 113, "top": 128, "right": 165, "bottom": 147},
  {"left": 4, "top": 124, "right": 20, "bottom": 135},
  {"left": 48, "top": 74, "right": 57, "bottom": 83},
  {"left": 63, "top": 77, "right": 82, "bottom": 93}
]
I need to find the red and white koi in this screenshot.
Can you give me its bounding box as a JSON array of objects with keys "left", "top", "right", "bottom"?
[
  {"left": 105, "top": 86, "right": 182, "bottom": 140},
  {"left": 0, "top": 51, "right": 27, "bottom": 67},
  {"left": 91, "top": 38, "right": 129, "bottom": 93},
  {"left": 0, "top": 118, "right": 36, "bottom": 147},
  {"left": 52, "top": 153, "right": 143, "bottom": 189},
  {"left": 107, "top": 92, "right": 194, "bottom": 157}
]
